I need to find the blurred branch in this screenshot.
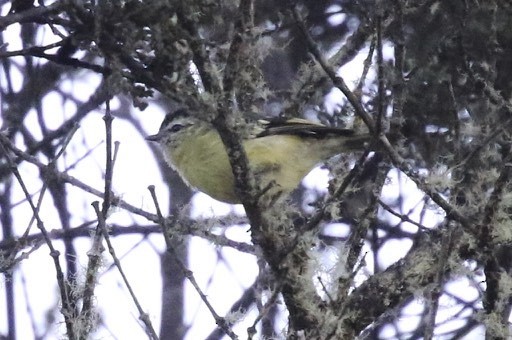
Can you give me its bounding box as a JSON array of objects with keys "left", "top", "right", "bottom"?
[
  {"left": 92, "top": 202, "right": 160, "bottom": 339},
  {"left": 0, "top": 133, "right": 76, "bottom": 339},
  {"left": 80, "top": 100, "right": 116, "bottom": 336},
  {"left": 293, "top": 6, "right": 473, "bottom": 232},
  {"left": 291, "top": 6, "right": 376, "bottom": 132},
  {"left": 149, "top": 186, "right": 239, "bottom": 340},
  {"left": 0, "top": 222, "right": 255, "bottom": 262},
  {"left": 0, "top": 1, "right": 64, "bottom": 29},
  {"left": 479, "top": 147, "right": 512, "bottom": 338},
  {"left": 378, "top": 199, "right": 431, "bottom": 231},
  {"left": 423, "top": 223, "right": 455, "bottom": 340},
  {"left": 339, "top": 229, "right": 445, "bottom": 336}
]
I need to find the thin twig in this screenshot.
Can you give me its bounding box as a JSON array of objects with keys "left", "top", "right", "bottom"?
[
  {"left": 375, "top": 11, "right": 385, "bottom": 133},
  {"left": 21, "top": 124, "right": 79, "bottom": 239},
  {"left": 391, "top": 0, "right": 406, "bottom": 121},
  {"left": 80, "top": 100, "right": 117, "bottom": 334},
  {"left": 101, "top": 100, "right": 114, "bottom": 216},
  {"left": 291, "top": 7, "right": 376, "bottom": 133},
  {"left": 1, "top": 124, "right": 81, "bottom": 276},
  {"left": 0, "top": 133, "right": 158, "bottom": 221},
  {"left": 148, "top": 186, "right": 238, "bottom": 339},
  {"left": 0, "top": 135, "right": 76, "bottom": 340},
  {"left": 0, "top": 2, "right": 64, "bottom": 29},
  {"left": 378, "top": 199, "right": 431, "bottom": 231},
  {"left": 92, "top": 203, "right": 160, "bottom": 339},
  {"left": 103, "top": 106, "right": 159, "bottom": 337},
  {"left": 302, "top": 150, "right": 371, "bottom": 234},
  {"left": 317, "top": 276, "right": 334, "bottom": 303},
  {"left": 247, "top": 287, "right": 281, "bottom": 340}
]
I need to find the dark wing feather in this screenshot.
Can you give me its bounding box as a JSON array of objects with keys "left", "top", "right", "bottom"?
[{"left": 256, "top": 117, "right": 356, "bottom": 138}]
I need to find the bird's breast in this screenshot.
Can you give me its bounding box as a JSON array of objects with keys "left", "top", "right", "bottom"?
[{"left": 164, "top": 131, "right": 342, "bottom": 203}]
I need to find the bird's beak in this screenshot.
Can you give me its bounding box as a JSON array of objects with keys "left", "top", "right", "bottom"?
[{"left": 145, "top": 133, "right": 161, "bottom": 142}]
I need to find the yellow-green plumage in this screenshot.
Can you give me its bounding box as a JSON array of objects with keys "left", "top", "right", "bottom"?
[{"left": 146, "top": 110, "right": 372, "bottom": 204}]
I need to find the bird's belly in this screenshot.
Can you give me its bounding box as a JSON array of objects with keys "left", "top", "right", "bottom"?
[
  {"left": 177, "top": 143, "right": 239, "bottom": 203},
  {"left": 185, "top": 159, "right": 239, "bottom": 203},
  {"left": 168, "top": 133, "right": 325, "bottom": 204}
]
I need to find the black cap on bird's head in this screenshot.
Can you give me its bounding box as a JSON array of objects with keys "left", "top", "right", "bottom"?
[
  {"left": 158, "top": 109, "right": 190, "bottom": 130},
  {"left": 145, "top": 109, "right": 191, "bottom": 142}
]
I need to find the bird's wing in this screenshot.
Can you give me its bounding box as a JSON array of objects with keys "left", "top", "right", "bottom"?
[{"left": 255, "top": 117, "right": 356, "bottom": 138}]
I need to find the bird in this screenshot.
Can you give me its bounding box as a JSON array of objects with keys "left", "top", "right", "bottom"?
[{"left": 146, "top": 109, "right": 373, "bottom": 204}]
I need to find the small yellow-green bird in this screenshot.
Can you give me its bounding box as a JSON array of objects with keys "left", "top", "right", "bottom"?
[{"left": 146, "top": 109, "right": 372, "bottom": 204}]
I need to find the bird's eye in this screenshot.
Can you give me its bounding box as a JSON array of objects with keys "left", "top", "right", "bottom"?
[{"left": 169, "top": 124, "right": 185, "bottom": 133}]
